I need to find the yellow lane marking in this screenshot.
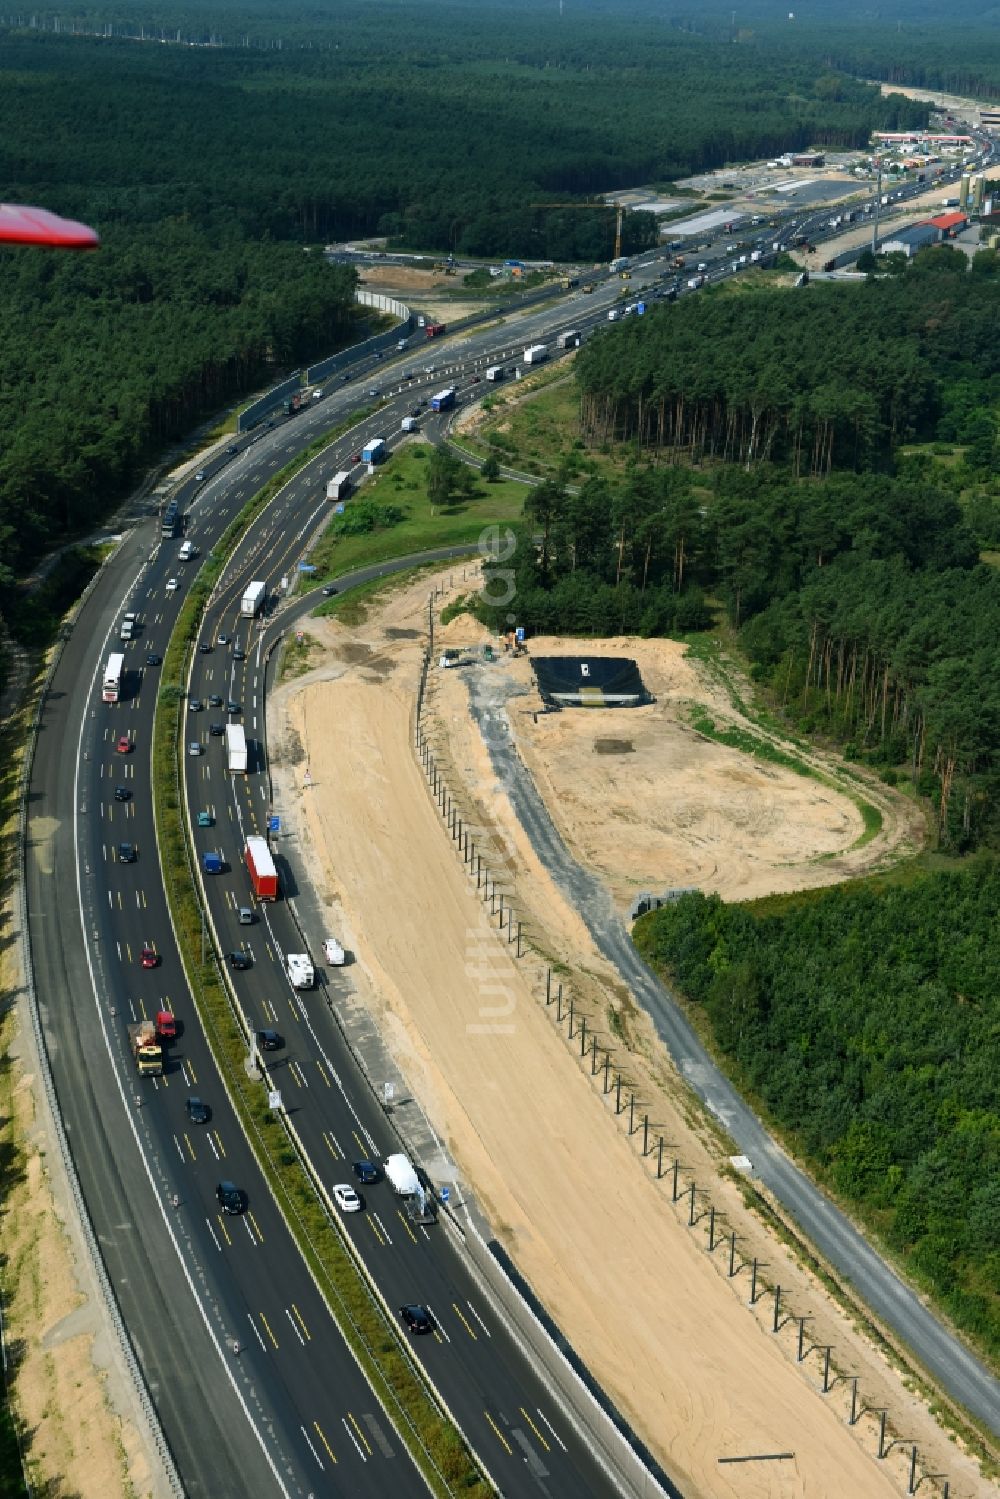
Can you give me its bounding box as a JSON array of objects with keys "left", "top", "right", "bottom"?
[
  {"left": 484, "top": 1412, "right": 512, "bottom": 1455},
  {"left": 217, "top": 1216, "right": 232, "bottom": 1245},
  {"left": 346, "top": 1412, "right": 372, "bottom": 1455},
  {"left": 248, "top": 1211, "right": 264, "bottom": 1243},
  {"left": 452, "top": 1303, "right": 477, "bottom": 1341},
  {"left": 520, "top": 1407, "right": 550, "bottom": 1451},
  {"left": 260, "top": 1312, "right": 279, "bottom": 1349},
  {"left": 291, "top": 1304, "right": 311, "bottom": 1342},
  {"left": 314, "top": 1422, "right": 337, "bottom": 1464},
  {"left": 366, "top": 1216, "right": 385, "bottom": 1247},
  {"left": 183, "top": 1133, "right": 196, "bottom": 1161},
  {"left": 396, "top": 1210, "right": 418, "bottom": 1246}
]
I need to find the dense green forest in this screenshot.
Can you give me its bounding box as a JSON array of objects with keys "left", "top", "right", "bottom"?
[
  {"left": 576, "top": 253, "right": 1000, "bottom": 471},
  {"left": 0, "top": 232, "right": 357, "bottom": 585},
  {"left": 0, "top": 5, "right": 933, "bottom": 594},
  {"left": 633, "top": 874, "right": 1000, "bottom": 1364}
]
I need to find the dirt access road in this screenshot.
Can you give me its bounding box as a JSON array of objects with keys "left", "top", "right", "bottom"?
[{"left": 269, "top": 570, "right": 989, "bottom": 1499}]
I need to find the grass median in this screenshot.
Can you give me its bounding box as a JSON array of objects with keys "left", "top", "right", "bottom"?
[{"left": 153, "top": 528, "right": 488, "bottom": 1497}]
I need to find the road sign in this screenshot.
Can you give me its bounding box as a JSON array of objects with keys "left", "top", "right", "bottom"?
[
  {"left": 637, "top": 301, "right": 646, "bottom": 315},
  {"left": 268, "top": 815, "right": 281, "bottom": 833},
  {"left": 268, "top": 1089, "right": 283, "bottom": 1112},
  {"left": 298, "top": 561, "right": 316, "bottom": 573},
  {"left": 515, "top": 626, "right": 525, "bottom": 643},
  {"left": 334, "top": 502, "right": 345, "bottom": 514},
  {"left": 280, "top": 575, "right": 289, "bottom": 592},
  {"left": 440, "top": 1186, "right": 450, "bottom": 1203}
]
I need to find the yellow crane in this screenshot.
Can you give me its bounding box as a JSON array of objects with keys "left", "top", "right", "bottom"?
[{"left": 531, "top": 200, "right": 626, "bottom": 262}]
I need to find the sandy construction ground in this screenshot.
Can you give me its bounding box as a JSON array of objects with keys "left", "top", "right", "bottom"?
[
  {"left": 268, "top": 571, "right": 994, "bottom": 1499},
  {"left": 433, "top": 629, "right": 924, "bottom": 909}
]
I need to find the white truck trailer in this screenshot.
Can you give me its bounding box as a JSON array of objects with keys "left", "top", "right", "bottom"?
[
  {"left": 326, "top": 472, "right": 351, "bottom": 502},
  {"left": 286, "top": 953, "right": 314, "bottom": 989},
  {"left": 241, "top": 579, "right": 266, "bottom": 617},
  {"left": 522, "top": 344, "right": 548, "bottom": 366},
  {"left": 225, "top": 723, "right": 247, "bottom": 773}
]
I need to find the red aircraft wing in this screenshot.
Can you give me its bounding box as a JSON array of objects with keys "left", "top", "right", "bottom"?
[{"left": 0, "top": 203, "right": 99, "bottom": 250}]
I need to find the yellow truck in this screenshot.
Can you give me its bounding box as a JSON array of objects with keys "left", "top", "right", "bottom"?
[{"left": 128, "top": 1020, "right": 163, "bottom": 1077}]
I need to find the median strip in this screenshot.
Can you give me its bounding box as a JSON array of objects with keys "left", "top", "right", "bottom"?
[{"left": 152, "top": 466, "right": 488, "bottom": 1497}]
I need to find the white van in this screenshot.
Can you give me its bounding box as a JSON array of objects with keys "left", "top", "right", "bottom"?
[{"left": 178, "top": 540, "right": 196, "bottom": 561}]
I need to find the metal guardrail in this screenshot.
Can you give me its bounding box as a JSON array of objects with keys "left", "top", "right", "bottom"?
[{"left": 15, "top": 544, "right": 185, "bottom": 1496}]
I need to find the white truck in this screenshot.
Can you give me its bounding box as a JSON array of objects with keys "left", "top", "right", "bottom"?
[
  {"left": 485, "top": 365, "right": 504, "bottom": 381},
  {"left": 225, "top": 723, "right": 247, "bottom": 773},
  {"left": 401, "top": 416, "right": 418, "bottom": 433},
  {"left": 384, "top": 1153, "right": 420, "bottom": 1196},
  {"left": 555, "top": 329, "right": 579, "bottom": 349},
  {"left": 523, "top": 343, "right": 548, "bottom": 366},
  {"left": 323, "top": 935, "right": 345, "bottom": 966},
  {"left": 178, "top": 539, "right": 197, "bottom": 561},
  {"left": 326, "top": 472, "right": 351, "bottom": 502},
  {"left": 119, "top": 612, "right": 138, "bottom": 641},
  {"left": 241, "top": 579, "right": 266, "bottom": 617},
  {"left": 286, "top": 953, "right": 314, "bottom": 989}
]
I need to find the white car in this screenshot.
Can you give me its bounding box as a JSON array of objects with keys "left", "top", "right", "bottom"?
[
  {"left": 333, "top": 1184, "right": 362, "bottom": 1214},
  {"left": 323, "top": 936, "right": 345, "bottom": 966},
  {"left": 166, "top": 577, "right": 179, "bottom": 593}
]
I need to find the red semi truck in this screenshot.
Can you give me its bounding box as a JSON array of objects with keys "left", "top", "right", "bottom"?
[
  {"left": 424, "top": 322, "right": 447, "bottom": 339},
  {"left": 246, "top": 835, "right": 278, "bottom": 900}
]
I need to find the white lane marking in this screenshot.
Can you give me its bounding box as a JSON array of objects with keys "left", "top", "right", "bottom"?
[
  {"left": 536, "top": 1407, "right": 568, "bottom": 1451},
  {"left": 426, "top": 1304, "right": 450, "bottom": 1343},
  {"left": 341, "top": 1418, "right": 367, "bottom": 1461},
  {"left": 285, "top": 1308, "right": 306, "bottom": 1347},
  {"left": 206, "top": 1219, "right": 222, "bottom": 1252},
  {"left": 300, "top": 1426, "right": 324, "bottom": 1471},
  {"left": 248, "top": 1315, "right": 267, "bottom": 1352},
  {"left": 467, "top": 1301, "right": 491, "bottom": 1337},
  {"left": 371, "top": 1211, "right": 392, "bottom": 1246},
  {"left": 173, "top": 1135, "right": 185, "bottom": 1162}
]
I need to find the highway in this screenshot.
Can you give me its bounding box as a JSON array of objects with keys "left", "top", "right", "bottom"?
[{"left": 21, "top": 126, "right": 998, "bottom": 1497}]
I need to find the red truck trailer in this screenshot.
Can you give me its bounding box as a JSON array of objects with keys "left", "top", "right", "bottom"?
[
  {"left": 246, "top": 835, "right": 278, "bottom": 900},
  {"left": 424, "top": 322, "right": 447, "bottom": 339}
]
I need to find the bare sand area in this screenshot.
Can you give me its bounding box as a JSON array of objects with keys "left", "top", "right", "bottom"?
[
  {"left": 434, "top": 629, "right": 924, "bottom": 908},
  {"left": 355, "top": 262, "right": 493, "bottom": 324},
  {"left": 269, "top": 571, "right": 992, "bottom": 1498}
]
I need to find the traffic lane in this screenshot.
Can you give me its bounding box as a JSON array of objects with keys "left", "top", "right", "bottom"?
[
  {"left": 220, "top": 937, "right": 605, "bottom": 1499},
  {"left": 311, "top": 1128, "right": 604, "bottom": 1492},
  {"left": 86, "top": 599, "right": 430, "bottom": 1497},
  {"left": 86, "top": 740, "right": 426, "bottom": 1499},
  {"left": 30, "top": 586, "right": 288, "bottom": 1499}
]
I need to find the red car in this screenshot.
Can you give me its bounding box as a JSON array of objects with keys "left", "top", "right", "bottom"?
[
  {"left": 116, "top": 734, "right": 131, "bottom": 754},
  {"left": 140, "top": 945, "right": 159, "bottom": 969}
]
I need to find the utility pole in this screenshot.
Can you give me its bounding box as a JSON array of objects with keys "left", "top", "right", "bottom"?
[{"left": 871, "top": 155, "right": 882, "bottom": 256}]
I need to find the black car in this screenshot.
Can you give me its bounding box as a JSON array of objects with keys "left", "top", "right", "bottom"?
[
  {"left": 227, "top": 700, "right": 240, "bottom": 715},
  {"left": 233, "top": 646, "right": 245, "bottom": 661},
  {"left": 353, "top": 1160, "right": 379, "bottom": 1185},
  {"left": 199, "top": 642, "right": 212, "bottom": 654},
  {"left": 209, "top": 722, "right": 224, "bottom": 737},
  {"left": 229, "top": 950, "right": 251, "bottom": 971},
  {"left": 209, "top": 693, "right": 223, "bottom": 707},
  {"left": 322, "top": 585, "right": 337, "bottom": 597},
  {"left": 255, "top": 1028, "right": 282, "bottom": 1052},
  {"left": 146, "top": 652, "right": 161, "bottom": 667},
  {"left": 113, "top": 785, "right": 130, "bottom": 802},
  {"left": 216, "top": 1181, "right": 246, "bottom": 1215},
  {"left": 186, "top": 1096, "right": 211, "bottom": 1125},
  {"left": 226, "top": 444, "right": 237, "bottom": 455},
  {"left": 118, "top": 841, "right": 135, "bottom": 863},
  {"left": 399, "top": 1304, "right": 434, "bottom": 1335}
]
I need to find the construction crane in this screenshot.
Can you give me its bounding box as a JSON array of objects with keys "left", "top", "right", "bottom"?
[{"left": 531, "top": 200, "right": 626, "bottom": 261}]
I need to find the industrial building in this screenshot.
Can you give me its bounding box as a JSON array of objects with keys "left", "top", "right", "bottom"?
[
  {"left": 880, "top": 223, "right": 942, "bottom": 257},
  {"left": 927, "top": 211, "right": 969, "bottom": 237}
]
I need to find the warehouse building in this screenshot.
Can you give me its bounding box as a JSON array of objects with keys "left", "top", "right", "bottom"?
[
  {"left": 927, "top": 210, "right": 970, "bottom": 236},
  {"left": 880, "top": 223, "right": 942, "bottom": 257}
]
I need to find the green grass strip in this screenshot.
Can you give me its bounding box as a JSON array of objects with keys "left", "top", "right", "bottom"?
[{"left": 152, "top": 492, "right": 486, "bottom": 1497}]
